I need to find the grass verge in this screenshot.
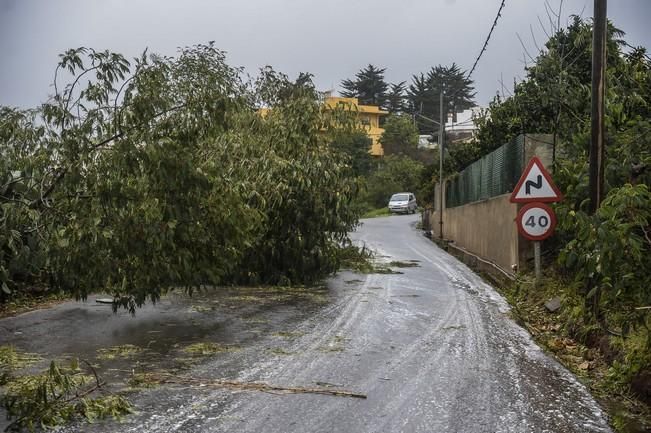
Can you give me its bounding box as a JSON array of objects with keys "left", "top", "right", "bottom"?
[
  {"left": 361, "top": 207, "right": 391, "bottom": 218},
  {"left": 0, "top": 291, "right": 69, "bottom": 319}
]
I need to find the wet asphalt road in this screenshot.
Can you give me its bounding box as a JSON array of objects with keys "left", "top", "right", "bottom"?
[{"left": 0, "top": 214, "right": 611, "bottom": 432}]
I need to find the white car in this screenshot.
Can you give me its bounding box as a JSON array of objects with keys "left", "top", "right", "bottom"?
[{"left": 388, "top": 192, "right": 417, "bottom": 214}]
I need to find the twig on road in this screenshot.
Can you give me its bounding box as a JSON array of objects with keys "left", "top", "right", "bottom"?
[{"left": 136, "top": 372, "right": 367, "bottom": 399}]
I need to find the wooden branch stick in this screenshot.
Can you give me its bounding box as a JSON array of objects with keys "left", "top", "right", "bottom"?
[
  {"left": 140, "top": 373, "right": 367, "bottom": 399},
  {"left": 81, "top": 359, "right": 103, "bottom": 389},
  {"left": 640, "top": 224, "right": 651, "bottom": 248}
]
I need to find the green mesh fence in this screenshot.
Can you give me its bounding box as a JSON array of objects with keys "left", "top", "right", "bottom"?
[{"left": 445, "top": 135, "right": 526, "bottom": 208}]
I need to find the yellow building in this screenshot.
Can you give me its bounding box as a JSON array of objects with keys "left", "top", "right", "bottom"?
[
  {"left": 258, "top": 96, "right": 388, "bottom": 157},
  {"left": 324, "top": 96, "right": 387, "bottom": 156}
]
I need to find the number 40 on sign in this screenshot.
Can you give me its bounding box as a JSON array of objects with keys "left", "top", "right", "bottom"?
[{"left": 516, "top": 202, "right": 557, "bottom": 241}]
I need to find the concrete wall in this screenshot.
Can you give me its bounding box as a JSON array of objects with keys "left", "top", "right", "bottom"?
[
  {"left": 523, "top": 134, "right": 554, "bottom": 164},
  {"left": 425, "top": 134, "right": 555, "bottom": 274},
  {"left": 429, "top": 194, "right": 521, "bottom": 273}
]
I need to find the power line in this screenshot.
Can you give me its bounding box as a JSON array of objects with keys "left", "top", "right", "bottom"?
[
  {"left": 467, "top": 0, "right": 507, "bottom": 80},
  {"left": 436, "top": 1, "right": 506, "bottom": 239},
  {"left": 445, "top": 0, "right": 507, "bottom": 101},
  {"left": 448, "top": 119, "right": 476, "bottom": 127}
]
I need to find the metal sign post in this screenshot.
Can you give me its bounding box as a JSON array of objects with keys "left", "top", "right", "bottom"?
[
  {"left": 515, "top": 202, "right": 557, "bottom": 282},
  {"left": 534, "top": 241, "right": 542, "bottom": 281}
]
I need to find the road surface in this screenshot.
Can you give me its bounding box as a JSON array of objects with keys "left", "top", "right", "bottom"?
[{"left": 1, "top": 214, "right": 611, "bottom": 432}]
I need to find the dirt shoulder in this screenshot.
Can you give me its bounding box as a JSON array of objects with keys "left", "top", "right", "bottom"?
[
  {"left": 438, "top": 239, "right": 651, "bottom": 433},
  {"left": 0, "top": 290, "right": 70, "bottom": 319}
]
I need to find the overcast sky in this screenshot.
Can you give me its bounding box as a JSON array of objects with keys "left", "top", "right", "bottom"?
[{"left": 1, "top": 0, "right": 650, "bottom": 108}]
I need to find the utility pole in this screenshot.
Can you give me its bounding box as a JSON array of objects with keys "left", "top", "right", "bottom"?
[
  {"left": 413, "top": 110, "right": 443, "bottom": 237},
  {"left": 585, "top": 0, "right": 607, "bottom": 317},
  {"left": 438, "top": 90, "right": 445, "bottom": 239},
  {"left": 589, "top": 0, "right": 607, "bottom": 214}
]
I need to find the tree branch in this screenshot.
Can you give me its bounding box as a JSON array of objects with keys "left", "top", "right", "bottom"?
[
  {"left": 139, "top": 372, "right": 367, "bottom": 399},
  {"left": 640, "top": 224, "right": 651, "bottom": 248},
  {"left": 516, "top": 33, "right": 537, "bottom": 64},
  {"left": 63, "top": 65, "right": 101, "bottom": 120},
  {"left": 32, "top": 102, "right": 188, "bottom": 207}
]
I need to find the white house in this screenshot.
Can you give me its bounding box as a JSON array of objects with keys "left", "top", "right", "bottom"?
[
  {"left": 445, "top": 107, "right": 483, "bottom": 144},
  {"left": 417, "top": 107, "right": 483, "bottom": 149}
]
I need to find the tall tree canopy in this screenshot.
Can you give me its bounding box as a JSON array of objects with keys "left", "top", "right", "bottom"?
[
  {"left": 406, "top": 63, "right": 476, "bottom": 134},
  {"left": 340, "top": 64, "right": 389, "bottom": 108},
  {"left": 386, "top": 81, "right": 407, "bottom": 114},
  {"left": 379, "top": 114, "right": 419, "bottom": 157},
  {"left": 474, "top": 16, "right": 630, "bottom": 153},
  {"left": 255, "top": 67, "right": 317, "bottom": 106}
]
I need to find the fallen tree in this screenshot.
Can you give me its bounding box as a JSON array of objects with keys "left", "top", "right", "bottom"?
[{"left": 0, "top": 44, "right": 363, "bottom": 311}]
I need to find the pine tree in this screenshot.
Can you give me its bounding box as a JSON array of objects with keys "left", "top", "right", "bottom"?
[
  {"left": 386, "top": 81, "right": 407, "bottom": 114},
  {"left": 406, "top": 63, "right": 476, "bottom": 133},
  {"left": 340, "top": 78, "right": 358, "bottom": 98},
  {"left": 340, "top": 64, "right": 389, "bottom": 108},
  {"left": 427, "top": 63, "right": 475, "bottom": 122}
]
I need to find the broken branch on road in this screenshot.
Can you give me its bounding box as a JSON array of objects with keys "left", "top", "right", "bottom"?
[{"left": 134, "top": 372, "right": 367, "bottom": 399}]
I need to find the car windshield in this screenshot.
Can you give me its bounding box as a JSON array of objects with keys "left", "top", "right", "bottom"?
[{"left": 390, "top": 194, "right": 409, "bottom": 201}]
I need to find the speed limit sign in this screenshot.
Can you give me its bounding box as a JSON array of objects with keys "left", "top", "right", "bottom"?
[{"left": 516, "top": 203, "right": 557, "bottom": 241}]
